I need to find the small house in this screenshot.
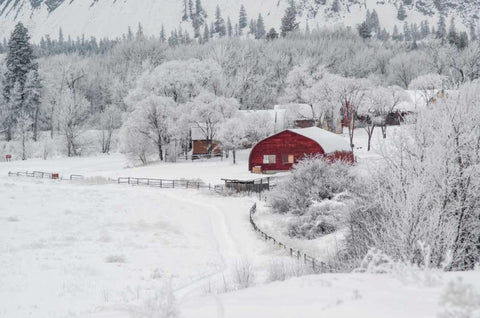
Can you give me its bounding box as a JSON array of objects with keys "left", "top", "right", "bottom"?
[{"left": 249, "top": 127, "right": 354, "bottom": 173}]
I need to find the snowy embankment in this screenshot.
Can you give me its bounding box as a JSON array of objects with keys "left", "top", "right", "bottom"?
[{"left": 181, "top": 271, "right": 480, "bottom": 318}]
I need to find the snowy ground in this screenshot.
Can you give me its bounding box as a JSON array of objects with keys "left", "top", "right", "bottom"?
[{"left": 2, "top": 127, "right": 480, "bottom": 318}]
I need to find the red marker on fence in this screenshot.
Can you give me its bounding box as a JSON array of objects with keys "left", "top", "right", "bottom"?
[
  {"left": 52, "top": 173, "right": 59, "bottom": 180},
  {"left": 5, "top": 154, "right": 11, "bottom": 162}
]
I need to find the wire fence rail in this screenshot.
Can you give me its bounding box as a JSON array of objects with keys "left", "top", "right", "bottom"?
[
  {"left": 7, "top": 171, "right": 227, "bottom": 193},
  {"left": 8, "top": 170, "right": 63, "bottom": 179},
  {"left": 249, "top": 203, "right": 330, "bottom": 273}
]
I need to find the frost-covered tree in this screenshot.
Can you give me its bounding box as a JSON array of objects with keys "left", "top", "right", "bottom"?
[
  {"left": 127, "top": 59, "right": 222, "bottom": 105},
  {"left": 57, "top": 72, "right": 90, "bottom": 157},
  {"left": 186, "top": 92, "right": 239, "bottom": 155},
  {"left": 218, "top": 116, "right": 246, "bottom": 164},
  {"left": 359, "top": 86, "right": 409, "bottom": 150},
  {"left": 122, "top": 96, "right": 176, "bottom": 161},
  {"left": 98, "top": 105, "right": 122, "bottom": 154},
  {"left": 349, "top": 81, "right": 480, "bottom": 270}
]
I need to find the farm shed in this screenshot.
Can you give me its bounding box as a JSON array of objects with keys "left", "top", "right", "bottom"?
[
  {"left": 249, "top": 127, "right": 354, "bottom": 173},
  {"left": 191, "top": 125, "right": 223, "bottom": 159}
]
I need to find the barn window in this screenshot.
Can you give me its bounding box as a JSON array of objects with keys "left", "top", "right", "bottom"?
[
  {"left": 263, "top": 155, "right": 276, "bottom": 164},
  {"left": 281, "top": 154, "right": 294, "bottom": 164}
]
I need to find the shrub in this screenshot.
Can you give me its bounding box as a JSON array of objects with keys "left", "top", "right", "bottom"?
[{"left": 269, "top": 156, "right": 355, "bottom": 215}]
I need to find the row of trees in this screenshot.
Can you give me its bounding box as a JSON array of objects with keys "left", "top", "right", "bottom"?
[{"left": 2, "top": 21, "right": 480, "bottom": 160}]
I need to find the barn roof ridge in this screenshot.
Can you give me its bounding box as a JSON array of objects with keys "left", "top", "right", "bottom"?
[{"left": 287, "top": 127, "right": 351, "bottom": 154}]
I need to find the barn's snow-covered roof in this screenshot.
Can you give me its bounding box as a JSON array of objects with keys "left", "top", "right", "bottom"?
[{"left": 288, "top": 127, "right": 351, "bottom": 154}]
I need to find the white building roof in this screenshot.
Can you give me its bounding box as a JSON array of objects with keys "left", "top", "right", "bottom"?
[
  {"left": 288, "top": 127, "right": 351, "bottom": 154},
  {"left": 191, "top": 125, "right": 206, "bottom": 141},
  {"left": 274, "top": 103, "right": 314, "bottom": 122}
]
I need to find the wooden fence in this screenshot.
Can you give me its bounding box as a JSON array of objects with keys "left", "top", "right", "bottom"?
[
  {"left": 117, "top": 176, "right": 224, "bottom": 192},
  {"left": 249, "top": 203, "right": 329, "bottom": 273}
]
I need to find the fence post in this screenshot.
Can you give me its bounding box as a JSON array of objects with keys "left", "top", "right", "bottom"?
[
  {"left": 128, "top": 177, "right": 131, "bottom": 184},
  {"left": 147, "top": 179, "right": 150, "bottom": 186},
  {"left": 160, "top": 179, "right": 162, "bottom": 188},
  {"left": 173, "top": 180, "right": 175, "bottom": 188},
  {"left": 290, "top": 248, "right": 293, "bottom": 256}
]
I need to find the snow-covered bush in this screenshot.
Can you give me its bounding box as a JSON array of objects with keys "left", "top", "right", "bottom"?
[
  {"left": 354, "top": 248, "right": 395, "bottom": 274},
  {"left": 266, "top": 258, "right": 313, "bottom": 282},
  {"left": 438, "top": 278, "right": 480, "bottom": 318},
  {"left": 287, "top": 200, "right": 347, "bottom": 239},
  {"left": 270, "top": 156, "right": 356, "bottom": 215},
  {"left": 137, "top": 279, "right": 179, "bottom": 318},
  {"left": 232, "top": 258, "right": 255, "bottom": 290}
]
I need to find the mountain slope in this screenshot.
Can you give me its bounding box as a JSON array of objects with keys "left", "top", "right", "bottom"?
[{"left": 0, "top": 0, "right": 478, "bottom": 42}]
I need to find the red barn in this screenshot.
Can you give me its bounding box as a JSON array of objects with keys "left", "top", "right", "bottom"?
[{"left": 249, "top": 127, "right": 354, "bottom": 173}]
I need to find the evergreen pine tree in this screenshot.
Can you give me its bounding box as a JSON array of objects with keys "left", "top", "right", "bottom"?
[
  {"left": 266, "top": 28, "right": 279, "bottom": 41},
  {"left": 397, "top": 4, "right": 407, "bottom": 21},
  {"left": 188, "top": 0, "right": 194, "bottom": 19},
  {"left": 192, "top": 15, "right": 201, "bottom": 38},
  {"left": 469, "top": 22, "right": 477, "bottom": 41},
  {"left": 239, "top": 5, "right": 248, "bottom": 34},
  {"left": 203, "top": 24, "right": 209, "bottom": 43},
  {"left": 227, "top": 17, "right": 233, "bottom": 37},
  {"left": 160, "top": 25, "right": 166, "bottom": 42},
  {"left": 436, "top": 15, "right": 447, "bottom": 43},
  {"left": 127, "top": 26, "right": 134, "bottom": 40},
  {"left": 392, "top": 25, "right": 401, "bottom": 41},
  {"left": 448, "top": 17, "right": 458, "bottom": 46},
  {"left": 357, "top": 22, "right": 372, "bottom": 39},
  {"left": 136, "top": 23, "right": 144, "bottom": 40},
  {"left": 2, "top": 23, "right": 39, "bottom": 141},
  {"left": 457, "top": 31, "right": 469, "bottom": 49},
  {"left": 195, "top": 0, "right": 206, "bottom": 21},
  {"left": 249, "top": 19, "right": 257, "bottom": 35},
  {"left": 404, "top": 0, "right": 412, "bottom": 5},
  {"left": 255, "top": 14, "right": 266, "bottom": 39},
  {"left": 403, "top": 22, "right": 411, "bottom": 41},
  {"left": 210, "top": 21, "right": 215, "bottom": 38},
  {"left": 331, "top": 0, "right": 340, "bottom": 13},
  {"left": 369, "top": 9, "right": 380, "bottom": 32},
  {"left": 281, "top": 0, "right": 299, "bottom": 37},
  {"left": 182, "top": 0, "right": 189, "bottom": 21},
  {"left": 214, "top": 5, "right": 226, "bottom": 37},
  {"left": 58, "top": 27, "right": 64, "bottom": 44}
]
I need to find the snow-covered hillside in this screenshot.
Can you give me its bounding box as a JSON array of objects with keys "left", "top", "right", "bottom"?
[{"left": 0, "top": 0, "right": 477, "bottom": 42}]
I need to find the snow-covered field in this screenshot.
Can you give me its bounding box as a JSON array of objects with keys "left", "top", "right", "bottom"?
[{"left": 1, "top": 127, "right": 480, "bottom": 318}]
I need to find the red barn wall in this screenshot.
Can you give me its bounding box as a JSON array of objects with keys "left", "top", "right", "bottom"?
[{"left": 249, "top": 131, "right": 325, "bottom": 172}]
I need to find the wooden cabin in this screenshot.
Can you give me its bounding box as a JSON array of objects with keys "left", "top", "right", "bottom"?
[
  {"left": 249, "top": 127, "right": 354, "bottom": 173},
  {"left": 191, "top": 126, "right": 223, "bottom": 159}
]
